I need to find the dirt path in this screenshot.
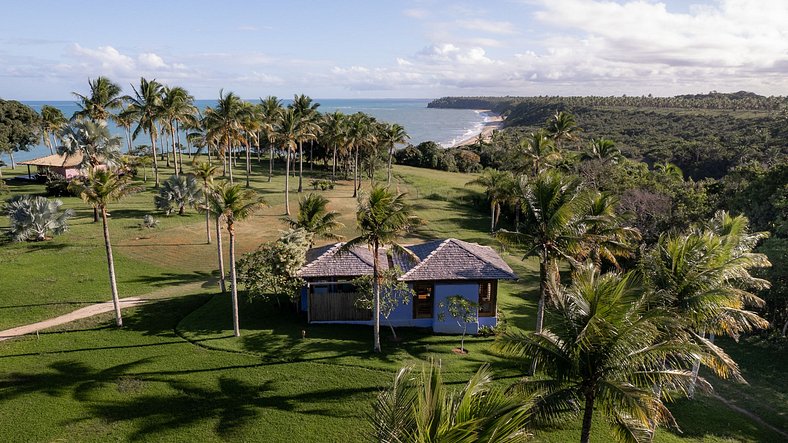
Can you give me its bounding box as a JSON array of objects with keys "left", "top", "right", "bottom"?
[{"left": 0, "top": 280, "right": 211, "bottom": 342}]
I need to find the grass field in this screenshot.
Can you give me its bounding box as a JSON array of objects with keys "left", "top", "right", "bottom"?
[{"left": 0, "top": 159, "right": 785, "bottom": 442}]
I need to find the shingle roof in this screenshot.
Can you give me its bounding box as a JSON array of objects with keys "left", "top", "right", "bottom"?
[
  {"left": 297, "top": 243, "right": 389, "bottom": 278},
  {"left": 399, "top": 239, "right": 517, "bottom": 281},
  {"left": 298, "top": 238, "right": 517, "bottom": 281},
  {"left": 18, "top": 153, "right": 84, "bottom": 168}
]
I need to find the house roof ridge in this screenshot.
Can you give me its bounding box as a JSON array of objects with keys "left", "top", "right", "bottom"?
[
  {"left": 449, "top": 239, "right": 518, "bottom": 279},
  {"left": 399, "top": 238, "right": 452, "bottom": 280},
  {"left": 300, "top": 242, "right": 343, "bottom": 271}
]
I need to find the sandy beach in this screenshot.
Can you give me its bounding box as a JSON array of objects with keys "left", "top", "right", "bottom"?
[{"left": 450, "top": 111, "right": 504, "bottom": 147}]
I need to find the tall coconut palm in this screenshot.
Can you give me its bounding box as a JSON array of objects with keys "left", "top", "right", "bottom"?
[
  {"left": 467, "top": 168, "right": 516, "bottom": 232},
  {"left": 497, "top": 171, "right": 588, "bottom": 339},
  {"left": 259, "top": 96, "right": 283, "bottom": 182},
  {"left": 72, "top": 76, "right": 124, "bottom": 123},
  {"left": 343, "top": 186, "right": 418, "bottom": 352},
  {"left": 111, "top": 107, "right": 136, "bottom": 154},
  {"left": 206, "top": 182, "right": 267, "bottom": 337},
  {"left": 193, "top": 162, "right": 219, "bottom": 244},
  {"left": 371, "top": 361, "right": 536, "bottom": 442},
  {"left": 290, "top": 94, "right": 320, "bottom": 188},
  {"left": 283, "top": 193, "right": 343, "bottom": 246},
  {"left": 125, "top": 77, "right": 164, "bottom": 187},
  {"left": 645, "top": 211, "right": 770, "bottom": 398},
  {"left": 545, "top": 111, "right": 578, "bottom": 151},
  {"left": 39, "top": 105, "right": 67, "bottom": 155},
  {"left": 70, "top": 169, "right": 138, "bottom": 327},
  {"left": 274, "top": 108, "right": 305, "bottom": 216},
  {"left": 321, "top": 111, "right": 347, "bottom": 182},
  {"left": 514, "top": 130, "right": 561, "bottom": 177},
  {"left": 161, "top": 86, "right": 196, "bottom": 175},
  {"left": 381, "top": 123, "right": 409, "bottom": 185},
  {"left": 346, "top": 113, "right": 376, "bottom": 197},
  {"left": 58, "top": 120, "right": 123, "bottom": 170},
  {"left": 498, "top": 264, "right": 706, "bottom": 443},
  {"left": 204, "top": 90, "right": 247, "bottom": 184},
  {"left": 579, "top": 192, "right": 641, "bottom": 270},
  {"left": 239, "top": 101, "right": 262, "bottom": 187}
]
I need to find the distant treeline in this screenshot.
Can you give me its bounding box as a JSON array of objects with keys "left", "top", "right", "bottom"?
[
  {"left": 428, "top": 91, "right": 788, "bottom": 113},
  {"left": 428, "top": 92, "right": 788, "bottom": 180}
]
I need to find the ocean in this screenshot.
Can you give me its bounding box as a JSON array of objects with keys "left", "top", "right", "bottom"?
[{"left": 13, "top": 98, "right": 489, "bottom": 162}]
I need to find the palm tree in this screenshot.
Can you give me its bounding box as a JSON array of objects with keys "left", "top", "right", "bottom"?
[
  {"left": 274, "top": 108, "right": 305, "bottom": 216},
  {"left": 206, "top": 182, "right": 267, "bottom": 337},
  {"left": 579, "top": 192, "right": 641, "bottom": 270},
  {"left": 72, "top": 76, "right": 124, "bottom": 123},
  {"left": 193, "top": 162, "right": 219, "bottom": 244},
  {"left": 290, "top": 94, "right": 320, "bottom": 189},
  {"left": 125, "top": 77, "right": 164, "bottom": 187},
  {"left": 346, "top": 113, "right": 376, "bottom": 197},
  {"left": 582, "top": 138, "right": 622, "bottom": 164},
  {"left": 39, "top": 105, "right": 67, "bottom": 155},
  {"left": 343, "top": 186, "right": 418, "bottom": 352},
  {"left": 5, "top": 195, "right": 74, "bottom": 242},
  {"left": 653, "top": 162, "right": 683, "bottom": 180},
  {"left": 545, "top": 111, "right": 578, "bottom": 151},
  {"left": 321, "top": 111, "right": 346, "bottom": 183},
  {"left": 58, "top": 120, "right": 123, "bottom": 170},
  {"left": 467, "top": 169, "right": 515, "bottom": 232},
  {"left": 371, "top": 361, "right": 535, "bottom": 442},
  {"left": 259, "top": 96, "right": 283, "bottom": 182},
  {"left": 204, "top": 90, "right": 247, "bottom": 184},
  {"left": 644, "top": 211, "right": 770, "bottom": 398},
  {"left": 239, "top": 101, "right": 262, "bottom": 187},
  {"left": 514, "top": 130, "right": 561, "bottom": 177},
  {"left": 155, "top": 174, "right": 202, "bottom": 216},
  {"left": 111, "top": 107, "right": 136, "bottom": 154},
  {"left": 498, "top": 264, "right": 706, "bottom": 443},
  {"left": 381, "top": 123, "right": 409, "bottom": 185},
  {"left": 497, "top": 171, "right": 587, "bottom": 339},
  {"left": 161, "top": 86, "right": 196, "bottom": 175},
  {"left": 282, "top": 193, "right": 343, "bottom": 245},
  {"left": 70, "top": 169, "right": 138, "bottom": 327}
]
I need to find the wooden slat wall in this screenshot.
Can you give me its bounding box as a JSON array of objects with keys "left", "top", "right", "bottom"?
[{"left": 309, "top": 292, "right": 372, "bottom": 321}]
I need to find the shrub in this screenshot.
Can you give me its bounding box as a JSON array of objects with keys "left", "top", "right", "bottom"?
[
  {"left": 140, "top": 214, "right": 159, "bottom": 229},
  {"left": 155, "top": 174, "right": 202, "bottom": 216},
  {"left": 5, "top": 195, "right": 74, "bottom": 241},
  {"left": 43, "top": 171, "right": 76, "bottom": 197}
]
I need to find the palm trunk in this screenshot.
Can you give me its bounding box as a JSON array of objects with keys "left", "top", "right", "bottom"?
[
  {"left": 387, "top": 147, "right": 393, "bottom": 185},
  {"left": 101, "top": 206, "right": 123, "bottom": 327},
  {"left": 332, "top": 144, "right": 337, "bottom": 182},
  {"left": 43, "top": 134, "right": 54, "bottom": 155},
  {"left": 285, "top": 148, "right": 291, "bottom": 215},
  {"left": 309, "top": 142, "right": 313, "bottom": 172},
  {"left": 151, "top": 132, "right": 160, "bottom": 188},
  {"left": 93, "top": 206, "right": 99, "bottom": 223},
  {"left": 176, "top": 121, "right": 184, "bottom": 174},
  {"left": 352, "top": 147, "right": 359, "bottom": 198},
  {"left": 490, "top": 202, "right": 496, "bottom": 232},
  {"left": 689, "top": 330, "right": 714, "bottom": 398},
  {"left": 216, "top": 215, "right": 226, "bottom": 293},
  {"left": 373, "top": 240, "right": 381, "bottom": 352},
  {"left": 297, "top": 141, "right": 303, "bottom": 193},
  {"left": 170, "top": 121, "right": 178, "bottom": 176},
  {"left": 204, "top": 192, "right": 211, "bottom": 244},
  {"left": 245, "top": 140, "right": 251, "bottom": 188},
  {"left": 580, "top": 393, "right": 595, "bottom": 443},
  {"left": 532, "top": 251, "right": 548, "bottom": 374},
  {"left": 125, "top": 128, "right": 132, "bottom": 154},
  {"left": 268, "top": 142, "right": 274, "bottom": 182},
  {"left": 227, "top": 137, "right": 234, "bottom": 184},
  {"left": 228, "top": 223, "right": 240, "bottom": 337}
]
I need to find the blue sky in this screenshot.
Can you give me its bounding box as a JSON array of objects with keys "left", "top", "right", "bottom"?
[{"left": 1, "top": 0, "right": 786, "bottom": 99}]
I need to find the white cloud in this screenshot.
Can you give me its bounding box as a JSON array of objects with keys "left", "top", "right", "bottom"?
[
  {"left": 138, "top": 52, "right": 167, "bottom": 69},
  {"left": 403, "top": 8, "right": 429, "bottom": 19},
  {"left": 70, "top": 44, "right": 135, "bottom": 72},
  {"left": 455, "top": 19, "right": 517, "bottom": 35}
]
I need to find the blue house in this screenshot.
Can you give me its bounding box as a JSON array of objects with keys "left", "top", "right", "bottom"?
[{"left": 297, "top": 238, "right": 517, "bottom": 334}]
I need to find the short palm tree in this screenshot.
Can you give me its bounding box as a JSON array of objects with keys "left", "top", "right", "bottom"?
[
  {"left": 206, "top": 182, "right": 267, "bottom": 337},
  {"left": 343, "top": 186, "right": 418, "bottom": 352},
  {"left": 497, "top": 265, "right": 706, "bottom": 443},
  {"left": 467, "top": 168, "right": 515, "bottom": 232},
  {"left": 283, "top": 193, "right": 344, "bottom": 245},
  {"left": 193, "top": 162, "right": 219, "bottom": 243},
  {"left": 582, "top": 138, "right": 622, "bottom": 164},
  {"left": 39, "top": 105, "right": 68, "bottom": 155},
  {"left": 371, "top": 361, "right": 535, "bottom": 442},
  {"left": 72, "top": 76, "right": 124, "bottom": 123},
  {"left": 155, "top": 174, "right": 202, "bottom": 216},
  {"left": 125, "top": 77, "right": 164, "bottom": 187},
  {"left": 5, "top": 195, "right": 74, "bottom": 242},
  {"left": 545, "top": 111, "right": 578, "bottom": 151},
  {"left": 579, "top": 192, "right": 641, "bottom": 269},
  {"left": 515, "top": 130, "right": 561, "bottom": 177},
  {"left": 70, "top": 169, "right": 138, "bottom": 327}
]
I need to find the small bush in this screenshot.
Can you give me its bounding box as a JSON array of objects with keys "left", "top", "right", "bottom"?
[
  {"left": 140, "top": 214, "right": 159, "bottom": 229},
  {"left": 43, "top": 171, "right": 76, "bottom": 197}
]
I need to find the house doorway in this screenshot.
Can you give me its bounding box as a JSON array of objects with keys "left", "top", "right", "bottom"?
[{"left": 413, "top": 282, "right": 434, "bottom": 319}]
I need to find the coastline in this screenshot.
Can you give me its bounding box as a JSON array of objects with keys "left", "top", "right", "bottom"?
[{"left": 448, "top": 110, "right": 504, "bottom": 148}]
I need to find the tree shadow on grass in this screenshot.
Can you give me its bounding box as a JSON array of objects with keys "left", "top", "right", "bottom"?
[{"left": 126, "top": 271, "right": 215, "bottom": 288}]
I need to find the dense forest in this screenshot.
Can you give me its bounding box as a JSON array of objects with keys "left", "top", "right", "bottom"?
[{"left": 414, "top": 93, "right": 787, "bottom": 335}]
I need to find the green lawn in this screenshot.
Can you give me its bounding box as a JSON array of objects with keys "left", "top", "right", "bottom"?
[{"left": 1, "top": 161, "right": 785, "bottom": 442}]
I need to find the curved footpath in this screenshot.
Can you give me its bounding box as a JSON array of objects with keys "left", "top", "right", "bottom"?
[{"left": 0, "top": 297, "right": 148, "bottom": 341}]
